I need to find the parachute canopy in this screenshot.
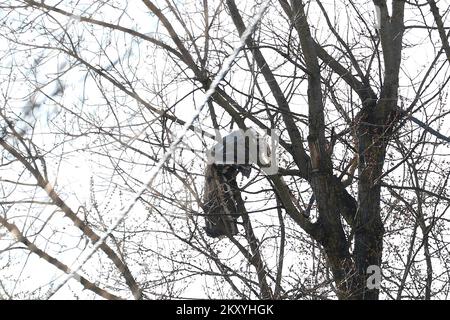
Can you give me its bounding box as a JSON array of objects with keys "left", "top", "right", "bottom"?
[{"left": 206, "top": 129, "right": 271, "bottom": 169}]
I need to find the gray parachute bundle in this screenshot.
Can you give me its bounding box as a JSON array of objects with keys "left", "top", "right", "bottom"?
[
  {"left": 203, "top": 129, "right": 271, "bottom": 238},
  {"left": 207, "top": 128, "right": 271, "bottom": 169}
]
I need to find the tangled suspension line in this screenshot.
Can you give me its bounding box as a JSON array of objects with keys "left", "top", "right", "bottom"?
[{"left": 46, "top": 0, "right": 272, "bottom": 299}]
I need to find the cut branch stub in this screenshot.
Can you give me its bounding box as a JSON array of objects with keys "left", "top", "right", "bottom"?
[{"left": 308, "top": 134, "right": 321, "bottom": 173}]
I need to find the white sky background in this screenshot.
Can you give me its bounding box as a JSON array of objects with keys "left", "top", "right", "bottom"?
[{"left": 0, "top": 0, "right": 449, "bottom": 299}]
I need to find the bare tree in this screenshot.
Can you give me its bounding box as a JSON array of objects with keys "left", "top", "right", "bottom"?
[{"left": 0, "top": 0, "right": 449, "bottom": 300}]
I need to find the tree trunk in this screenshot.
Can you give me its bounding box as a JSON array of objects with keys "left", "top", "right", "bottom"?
[{"left": 354, "top": 105, "right": 387, "bottom": 299}]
